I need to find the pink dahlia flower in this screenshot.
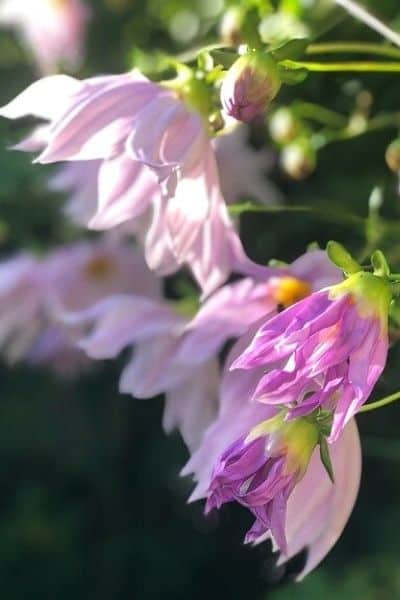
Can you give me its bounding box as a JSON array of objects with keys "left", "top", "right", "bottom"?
[
  {"left": 206, "top": 412, "right": 319, "bottom": 552},
  {"left": 0, "top": 239, "right": 159, "bottom": 375},
  {"left": 177, "top": 249, "right": 341, "bottom": 365},
  {"left": 232, "top": 271, "right": 391, "bottom": 441},
  {"left": 183, "top": 335, "right": 361, "bottom": 576},
  {"left": 0, "top": 72, "right": 259, "bottom": 295},
  {"left": 62, "top": 295, "right": 219, "bottom": 450},
  {"left": 65, "top": 250, "right": 338, "bottom": 447},
  {"left": 0, "top": 0, "right": 90, "bottom": 74}
]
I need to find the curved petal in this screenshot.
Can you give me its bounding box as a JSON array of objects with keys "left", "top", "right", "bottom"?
[
  {"left": 177, "top": 279, "right": 276, "bottom": 365},
  {"left": 280, "top": 419, "right": 361, "bottom": 579},
  {"left": 0, "top": 75, "right": 82, "bottom": 121},
  {"left": 89, "top": 155, "right": 160, "bottom": 230},
  {"left": 164, "top": 360, "right": 219, "bottom": 451},
  {"left": 37, "top": 74, "right": 160, "bottom": 163}
]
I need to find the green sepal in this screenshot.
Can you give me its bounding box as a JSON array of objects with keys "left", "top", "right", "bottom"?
[
  {"left": 326, "top": 240, "right": 361, "bottom": 274},
  {"left": 270, "top": 38, "right": 309, "bottom": 62},
  {"left": 319, "top": 436, "right": 335, "bottom": 484},
  {"left": 389, "top": 298, "right": 400, "bottom": 326},
  {"left": 371, "top": 250, "right": 390, "bottom": 278},
  {"left": 197, "top": 51, "right": 214, "bottom": 72},
  {"left": 209, "top": 49, "right": 238, "bottom": 70},
  {"left": 315, "top": 409, "right": 333, "bottom": 438},
  {"left": 130, "top": 47, "right": 173, "bottom": 77},
  {"left": 277, "top": 63, "right": 308, "bottom": 85},
  {"left": 268, "top": 258, "right": 288, "bottom": 267}
]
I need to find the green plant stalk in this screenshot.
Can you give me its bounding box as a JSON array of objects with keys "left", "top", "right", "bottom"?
[
  {"left": 292, "top": 101, "right": 348, "bottom": 128},
  {"left": 359, "top": 391, "right": 400, "bottom": 413},
  {"left": 307, "top": 42, "right": 400, "bottom": 61},
  {"left": 282, "top": 59, "right": 400, "bottom": 72}
]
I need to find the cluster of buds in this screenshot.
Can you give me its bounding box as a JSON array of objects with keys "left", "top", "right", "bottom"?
[{"left": 269, "top": 107, "right": 316, "bottom": 180}]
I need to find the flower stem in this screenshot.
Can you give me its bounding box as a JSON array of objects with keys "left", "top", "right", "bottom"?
[
  {"left": 282, "top": 59, "right": 400, "bottom": 73},
  {"left": 307, "top": 42, "right": 400, "bottom": 60},
  {"left": 292, "top": 101, "right": 347, "bottom": 128},
  {"left": 359, "top": 390, "right": 400, "bottom": 413}
]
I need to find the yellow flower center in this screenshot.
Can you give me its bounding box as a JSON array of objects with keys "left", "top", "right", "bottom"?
[
  {"left": 84, "top": 255, "right": 114, "bottom": 281},
  {"left": 272, "top": 276, "right": 312, "bottom": 309}
]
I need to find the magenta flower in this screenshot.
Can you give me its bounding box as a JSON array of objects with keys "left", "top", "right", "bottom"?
[
  {"left": 0, "top": 72, "right": 258, "bottom": 294},
  {"left": 183, "top": 337, "right": 361, "bottom": 575},
  {"left": 206, "top": 413, "right": 319, "bottom": 551},
  {"left": 0, "top": 0, "right": 90, "bottom": 74},
  {"left": 221, "top": 52, "right": 281, "bottom": 122},
  {"left": 232, "top": 272, "right": 391, "bottom": 440}
]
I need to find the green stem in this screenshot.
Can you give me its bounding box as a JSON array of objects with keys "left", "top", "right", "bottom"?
[
  {"left": 229, "top": 202, "right": 365, "bottom": 228},
  {"left": 359, "top": 390, "right": 400, "bottom": 413},
  {"left": 307, "top": 42, "right": 400, "bottom": 61},
  {"left": 311, "top": 112, "right": 400, "bottom": 148},
  {"left": 292, "top": 101, "right": 347, "bottom": 128},
  {"left": 282, "top": 59, "right": 400, "bottom": 73}
]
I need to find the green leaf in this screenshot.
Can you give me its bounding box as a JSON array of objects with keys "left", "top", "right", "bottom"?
[
  {"left": 130, "top": 47, "right": 172, "bottom": 76},
  {"left": 277, "top": 64, "right": 308, "bottom": 85},
  {"left": 326, "top": 240, "right": 361, "bottom": 274},
  {"left": 371, "top": 250, "right": 390, "bottom": 278},
  {"left": 319, "top": 436, "right": 335, "bottom": 484},
  {"left": 209, "top": 49, "right": 237, "bottom": 69},
  {"left": 270, "top": 38, "right": 309, "bottom": 61}
]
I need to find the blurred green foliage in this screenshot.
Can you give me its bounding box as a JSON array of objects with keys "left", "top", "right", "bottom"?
[{"left": 1, "top": 0, "right": 400, "bottom": 598}]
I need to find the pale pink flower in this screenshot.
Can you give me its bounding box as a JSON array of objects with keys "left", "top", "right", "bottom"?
[
  {"left": 63, "top": 295, "right": 219, "bottom": 450},
  {"left": 0, "top": 0, "right": 90, "bottom": 74},
  {"left": 177, "top": 250, "right": 341, "bottom": 365},
  {"left": 0, "top": 72, "right": 263, "bottom": 295},
  {"left": 65, "top": 250, "right": 338, "bottom": 447},
  {"left": 213, "top": 125, "right": 281, "bottom": 206},
  {"left": 0, "top": 239, "right": 159, "bottom": 375}
]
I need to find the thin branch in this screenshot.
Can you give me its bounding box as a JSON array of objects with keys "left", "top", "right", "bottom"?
[{"left": 334, "top": 0, "right": 400, "bottom": 48}]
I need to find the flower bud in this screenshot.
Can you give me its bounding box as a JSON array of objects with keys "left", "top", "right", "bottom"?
[
  {"left": 385, "top": 139, "right": 400, "bottom": 173},
  {"left": 269, "top": 107, "right": 300, "bottom": 144},
  {"left": 280, "top": 137, "right": 316, "bottom": 180},
  {"left": 219, "top": 6, "right": 244, "bottom": 46},
  {"left": 220, "top": 52, "right": 281, "bottom": 123}
]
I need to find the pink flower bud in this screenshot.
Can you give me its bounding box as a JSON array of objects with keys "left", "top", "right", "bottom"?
[{"left": 221, "top": 52, "right": 281, "bottom": 123}]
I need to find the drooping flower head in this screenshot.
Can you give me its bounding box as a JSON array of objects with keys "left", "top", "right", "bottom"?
[
  {"left": 221, "top": 51, "right": 281, "bottom": 122},
  {"left": 232, "top": 271, "right": 391, "bottom": 440},
  {"left": 206, "top": 412, "right": 319, "bottom": 552},
  {"left": 0, "top": 0, "right": 90, "bottom": 74},
  {"left": 183, "top": 331, "right": 361, "bottom": 576},
  {"left": 0, "top": 71, "right": 264, "bottom": 295}
]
